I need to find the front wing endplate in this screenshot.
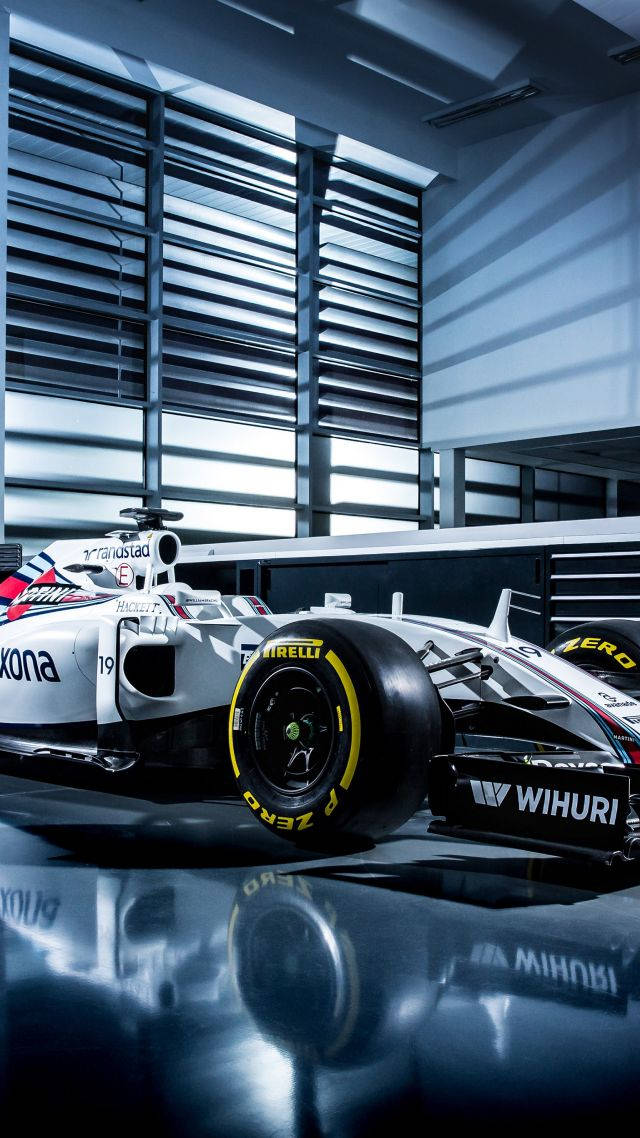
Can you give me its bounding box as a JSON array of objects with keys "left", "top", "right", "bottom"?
[{"left": 427, "top": 754, "right": 633, "bottom": 863}]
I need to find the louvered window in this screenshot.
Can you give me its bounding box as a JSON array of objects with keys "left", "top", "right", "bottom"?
[
  {"left": 163, "top": 99, "right": 297, "bottom": 425},
  {"left": 7, "top": 46, "right": 148, "bottom": 403},
  {"left": 315, "top": 157, "right": 420, "bottom": 444},
  {"left": 4, "top": 40, "right": 429, "bottom": 548}
]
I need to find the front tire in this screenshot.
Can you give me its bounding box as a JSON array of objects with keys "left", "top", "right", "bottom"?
[
  {"left": 228, "top": 619, "right": 441, "bottom": 846},
  {"left": 548, "top": 619, "right": 640, "bottom": 696}
]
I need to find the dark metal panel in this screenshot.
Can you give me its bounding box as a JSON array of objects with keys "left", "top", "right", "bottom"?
[
  {"left": 548, "top": 544, "right": 640, "bottom": 631},
  {"left": 264, "top": 558, "right": 388, "bottom": 615},
  {"left": 520, "top": 465, "right": 535, "bottom": 523},
  {"left": 260, "top": 546, "right": 545, "bottom": 645}
]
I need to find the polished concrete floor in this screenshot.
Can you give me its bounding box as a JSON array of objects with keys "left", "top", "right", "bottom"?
[{"left": 0, "top": 756, "right": 639, "bottom": 1134}]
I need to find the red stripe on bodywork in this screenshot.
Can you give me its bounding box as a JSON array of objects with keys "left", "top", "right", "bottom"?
[
  {"left": 164, "top": 595, "right": 189, "bottom": 619},
  {"left": 6, "top": 566, "right": 58, "bottom": 620},
  {"left": 7, "top": 603, "right": 31, "bottom": 621},
  {"left": 0, "top": 575, "right": 33, "bottom": 601}
]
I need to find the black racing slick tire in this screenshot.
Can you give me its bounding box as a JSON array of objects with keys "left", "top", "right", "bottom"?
[
  {"left": 228, "top": 619, "right": 442, "bottom": 846},
  {"left": 548, "top": 619, "right": 640, "bottom": 696}
]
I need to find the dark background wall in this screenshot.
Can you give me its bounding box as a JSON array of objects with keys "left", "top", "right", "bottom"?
[{"left": 203, "top": 535, "right": 640, "bottom": 650}]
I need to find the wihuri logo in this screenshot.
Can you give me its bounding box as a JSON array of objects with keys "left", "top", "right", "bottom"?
[{"left": 469, "top": 779, "right": 619, "bottom": 826}]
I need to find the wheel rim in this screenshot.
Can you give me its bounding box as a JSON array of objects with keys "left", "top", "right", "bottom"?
[{"left": 249, "top": 667, "right": 336, "bottom": 793}]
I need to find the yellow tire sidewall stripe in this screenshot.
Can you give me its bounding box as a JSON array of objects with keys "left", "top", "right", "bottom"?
[
  {"left": 326, "top": 649, "right": 361, "bottom": 791},
  {"left": 229, "top": 644, "right": 361, "bottom": 795},
  {"left": 228, "top": 651, "right": 258, "bottom": 778}
]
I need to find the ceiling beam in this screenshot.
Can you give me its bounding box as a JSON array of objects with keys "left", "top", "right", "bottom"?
[{"left": 467, "top": 446, "right": 640, "bottom": 485}]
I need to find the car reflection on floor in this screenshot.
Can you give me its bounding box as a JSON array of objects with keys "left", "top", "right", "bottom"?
[{"left": 0, "top": 763, "right": 640, "bottom": 1133}]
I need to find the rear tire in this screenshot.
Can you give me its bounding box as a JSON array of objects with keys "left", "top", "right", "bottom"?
[
  {"left": 547, "top": 619, "right": 640, "bottom": 696},
  {"left": 228, "top": 619, "right": 442, "bottom": 846}
]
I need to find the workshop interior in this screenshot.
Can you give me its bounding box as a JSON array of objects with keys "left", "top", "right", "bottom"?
[{"left": 1, "top": 0, "right": 640, "bottom": 1131}]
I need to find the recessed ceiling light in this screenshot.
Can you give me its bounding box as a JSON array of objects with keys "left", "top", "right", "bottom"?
[
  {"left": 608, "top": 41, "right": 640, "bottom": 64},
  {"left": 424, "top": 81, "right": 541, "bottom": 128}
]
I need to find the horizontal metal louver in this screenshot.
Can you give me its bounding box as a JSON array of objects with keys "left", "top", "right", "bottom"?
[
  {"left": 4, "top": 40, "right": 428, "bottom": 543},
  {"left": 315, "top": 158, "right": 420, "bottom": 443},
  {"left": 6, "top": 298, "right": 145, "bottom": 401},
  {"left": 8, "top": 201, "right": 146, "bottom": 311},
  {"left": 0, "top": 545, "right": 23, "bottom": 576},
  {"left": 163, "top": 327, "right": 295, "bottom": 424},
  {"left": 7, "top": 45, "right": 149, "bottom": 402},
  {"left": 163, "top": 99, "right": 297, "bottom": 425},
  {"left": 550, "top": 548, "right": 640, "bottom": 626}
]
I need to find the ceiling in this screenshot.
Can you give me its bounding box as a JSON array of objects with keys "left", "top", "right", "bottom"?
[
  {"left": 469, "top": 429, "right": 640, "bottom": 485},
  {"left": 209, "top": 0, "right": 640, "bottom": 146},
  {"left": 573, "top": 0, "right": 640, "bottom": 42},
  {"left": 11, "top": 0, "right": 640, "bottom": 183}
]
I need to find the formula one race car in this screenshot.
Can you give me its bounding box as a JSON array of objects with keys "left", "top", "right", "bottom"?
[{"left": 3, "top": 506, "right": 640, "bottom": 865}]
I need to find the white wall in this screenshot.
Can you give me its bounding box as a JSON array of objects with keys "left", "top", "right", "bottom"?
[{"left": 422, "top": 90, "right": 640, "bottom": 449}]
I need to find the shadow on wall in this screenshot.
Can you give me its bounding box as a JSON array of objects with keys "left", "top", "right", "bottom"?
[{"left": 422, "top": 92, "right": 640, "bottom": 449}]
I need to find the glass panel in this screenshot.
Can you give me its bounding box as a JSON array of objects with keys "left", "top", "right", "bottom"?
[
  {"left": 163, "top": 326, "right": 296, "bottom": 425},
  {"left": 10, "top": 49, "right": 148, "bottom": 136},
  {"left": 331, "top": 436, "right": 418, "bottom": 474},
  {"left": 535, "top": 469, "right": 605, "bottom": 522},
  {"left": 330, "top": 514, "right": 418, "bottom": 536},
  {"left": 164, "top": 498, "right": 295, "bottom": 544},
  {"left": 465, "top": 458, "right": 521, "bottom": 522},
  {"left": 163, "top": 99, "right": 296, "bottom": 427},
  {"left": 330, "top": 436, "right": 418, "bottom": 513},
  {"left": 162, "top": 413, "right": 295, "bottom": 500},
  {"left": 9, "top": 121, "right": 146, "bottom": 227},
  {"left": 7, "top": 47, "right": 148, "bottom": 410},
  {"left": 6, "top": 392, "right": 143, "bottom": 486},
  {"left": 6, "top": 488, "right": 142, "bottom": 558}
]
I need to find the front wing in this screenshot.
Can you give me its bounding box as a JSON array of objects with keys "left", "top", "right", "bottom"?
[{"left": 427, "top": 754, "right": 640, "bottom": 866}]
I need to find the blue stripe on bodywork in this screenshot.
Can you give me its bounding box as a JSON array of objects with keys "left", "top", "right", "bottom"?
[{"left": 409, "top": 617, "right": 640, "bottom": 762}]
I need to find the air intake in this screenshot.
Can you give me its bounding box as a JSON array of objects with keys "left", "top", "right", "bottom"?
[
  {"left": 609, "top": 41, "right": 640, "bottom": 65},
  {"left": 425, "top": 81, "right": 541, "bottom": 129}
]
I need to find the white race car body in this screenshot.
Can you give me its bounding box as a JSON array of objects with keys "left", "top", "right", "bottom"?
[{"left": 1, "top": 526, "right": 640, "bottom": 778}]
